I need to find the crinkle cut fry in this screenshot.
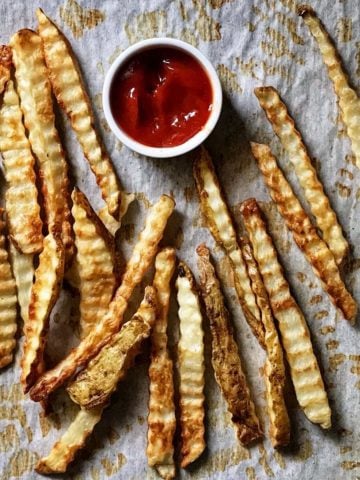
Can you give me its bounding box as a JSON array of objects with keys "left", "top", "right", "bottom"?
[
  {"left": 0, "top": 210, "right": 17, "bottom": 369},
  {"left": 176, "top": 262, "right": 205, "bottom": 468},
  {"left": 36, "top": 406, "right": 104, "bottom": 474},
  {"left": 21, "top": 229, "right": 65, "bottom": 392},
  {"left": 37, "top": 8, "right": 129, "bottom": 218},
  {"left": 0, "top": 45, "right": 11, "bottom": 94},
  {"left": 240, "top": 237, "right": 290, "bottom": 447},
  {"left": 9, "top": 29, "right": 73, "bottom": 263},
  {"left": 71, "top": 188, "right": 117, "bottom": 338},
  {"left": 298, "top": 5, "right": 360, "bottom": 170},
  {"left": 251, "top": 142, "right": 357, "bottom": 323},
  {"left": 254, "top": 86, "right": 348, "bottom": 266},
  {"left": 193, "top": 146, "right": 265, "bottom": 349},
  {"left": 147, "top": 248, "right": 176, "bottom": 480},
  {"left": 240, "top": 198, "right": 331, "bottom": 429},
  {"left": 196, "top": 243, "right": 263, "bottom": 445},
  {"left": 97, "top": 192, "right": 135, "bottom": 236},
  {"left": 8, "top": 240, "right": 34, "bottom": 325},
  {"left": 29, "top": 195, "right": 175, "bottom": 402},
  {"left": 67, "top": 286, "right": 157, "bottom": 408},
  {"left": 0, "top": 79, "right": 43, "bottom": 254}
]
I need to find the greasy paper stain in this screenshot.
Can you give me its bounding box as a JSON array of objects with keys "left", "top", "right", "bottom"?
[
  {"left": 217, "top": 64, "right": 243, "bottom": 94},
  {"left": 180, "top": 28, "right": 198, "bottom": 46},
  {"left": 341, "top": 461, "right": 360, "bottom": 470},
  {"left": 326, "top": 340, "right": 339, "bottom": 350},
  {"left": 340, "top": 446, "right": 352, "bottom": 454},
  {"left": 252, "top": 5, "right": 268, "bottom": 21},
  {"left": 195, "top": 8, "right": 221, "bottom": 41},
  {"left": 125, "top": 10, "right": 167, "bottom": 44},
  {"left": 0, "top": 424, "right": 19, "bottom": 452},
  {"left": 274, "top": 450, "right": 286, "bottom": 469},
  {"left": 336, "top": 18, "right": 352, "bottom": 42},
  {"left": 349, "top": 355, "right": 360, "bottom": 362},
  {"left": 193, "top": 445, "right": 250, "bottom": 477},
  {"left": 258, "top": 444, "right": 274, "bottom": 477},
  {"left": 38, "top": 411, "right": 61, "bottom": 437},
  {"left": 4, "top": 449, "right": 39, "bottom": 478},
  {"left": 0, "top": 383, "right": 23, "bottom": 403},
  {"left": 278, "top": 0, "right": 297, "bottom": 12},
  {"left": 135, "top": 192, "right": 152, "bottom": 209},
  {"left": 91, "top": 467, "right": 101, "bottom": 480},
  {"left": 261, "top": 29, "right": 304, "bottom": 65},
  {"left": 108, "top": 46, "right": 123, "bottom": 65},
  {"left": 245, "top": 466, "right": 257, "bottom": 480},
  {"left": 100, "top": 453, "right": 127, "bottom": 476},
  {"left": 59, "top": 0, "right": 105, "bottom": 39},
  {"left": 275, "top": 13, "right": 304, "bottom": 45},
  {"left": 296, "top": 272, "right": 306, "bottom": 283},
  {"left": 350, "top": 365, "right": 360, "bottom": 375},
  {"left": 336, "top": 182, "right": 351, "bottom": 198},
  {"left": 320, "top": 325, "right": 335, "bottom": 335},
  {"left": 309, "top": 294, "right": 322, "bottom": 305},
  {"left": 295, "top": 438, "right": 313, "bottom": 461},
  {"left": 210, "top": 0, "right": 234, "bottom": 8},
  {"left": 106, "top": 426, "right": 120, "bottom": 445},
  {"left": 314, "top": 310, "right": 328, "bottom": 321},
  {"left": 328, "top": 353, "right": 346, "bottom": 372},
  {"left": 236, "top": 57, "right": 259, "bottom": 79},
  {"left": 339, "top": 168, "right": 354, "bottom": 181}
]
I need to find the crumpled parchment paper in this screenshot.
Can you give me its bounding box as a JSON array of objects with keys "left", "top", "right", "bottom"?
[{"left": 0, "top": 0, "right": 359, "bottom": 478}]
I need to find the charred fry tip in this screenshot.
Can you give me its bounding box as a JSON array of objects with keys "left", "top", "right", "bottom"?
[{"left": 297, "top": 4, "right": 314, "bottom": 17}]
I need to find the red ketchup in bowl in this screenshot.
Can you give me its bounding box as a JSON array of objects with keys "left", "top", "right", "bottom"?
[{"left": 109, "top": 47, "right": 213, "bottom": 148}]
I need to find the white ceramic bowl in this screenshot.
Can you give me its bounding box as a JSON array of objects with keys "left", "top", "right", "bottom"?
[{"left": 102, "top": 38, "right": 222, "bottom": 158}]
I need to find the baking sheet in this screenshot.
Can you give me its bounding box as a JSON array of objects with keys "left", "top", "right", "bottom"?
[{"left": 0, "top": 0, "right": 359, "bottom": 478}]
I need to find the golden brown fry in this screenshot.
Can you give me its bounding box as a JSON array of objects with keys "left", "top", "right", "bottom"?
[
  {"left": 147, "top": 248, "right": 176, "bottom": 480},
  {"left": 298, "top": 5, "right": 360, "bottom": 170},
  {"left": 254, "top": 86, "right": 348, "bottom": 265},
  {"left": 176, "top": 262, "right": 205, "bottom": 468},
  {"left": 251, "top": 142, "right": 357, "bottom": 323},
  {"left": 97, "top": 192, "right": 135, "bottom": 236},
  {"left": 0, "top": 45, "right": 11, "bottom": 95},
  {"left": 36, "top": 406, "right": 103, "bottom": 474},
  {"left": 21, "top": 229, "right": 64, "bottom": 392},
  {"left": 37, "top": 8, "right": 127, "bottom": 218},
  {"left": 0, "top": 79, "right": 43, "bottom": 254},
  {"left": 10, "top": 29, "right": 73, "bottom": 262},
  {"left": 197, "top": 244, "right": 263, "bottom": 445},
  {"left": 241, "top": 199, "right": 331, "bottom": 429},
  {"left": 0, "top": 211, "right": 17, "bottom": 369},
  {"left": 240, "top": 238, "right": 290, "bottom": 447},
  {"left": 30, "top": 195, "right": 175, "bottom": 402},
  {"left": 193, "top": 147, "right": 265, "bottom": 349},
  {"left": 72, "top": 189, "right": 117, "bottom": 338},
  {"left": 68, "top": 286, "right": 157, "bottom": 408},
  {"left": 8, "top": 241, "right": 34, "bottom": 325}
]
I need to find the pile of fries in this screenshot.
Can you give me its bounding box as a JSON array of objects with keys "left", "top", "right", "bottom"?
[{"left": 0, "top": 6, "right": 358, "bottom": 479}]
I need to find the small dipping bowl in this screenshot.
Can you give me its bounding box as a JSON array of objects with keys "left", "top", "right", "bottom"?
[{"left": 103, "top": 38, "right": 222, "bottom": 158}]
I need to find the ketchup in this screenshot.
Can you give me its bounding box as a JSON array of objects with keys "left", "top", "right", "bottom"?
[{"left": 110, "top": 47, "right": 213, "bottom": 148}]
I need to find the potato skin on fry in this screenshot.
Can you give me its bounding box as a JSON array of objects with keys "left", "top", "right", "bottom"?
[
  {"left": 298, "top": 5, "right": 360, "bottom": 171},
  {"left": 251, "top": 142, "right": 357, "bottom": 323},
  {"left": 197, "top": 243, "right": 263, "bottom": 445},
  {"left": 10, "top": 28, "right": 73, "bottom": 263},
  {"left": 176, "top": 262, "right": 205, "bottom": 468},
  {"left": 254, "top": 86, "right": 348, "bottom": 266},
  {"left": 30, "top": 195, "right": 175, "bottom": 402},
  {"left": 240, "top": 238, "right": 290, "bottom": 447},
  {"left": 67, "top": 286, "right": 157, "bottom": 408},
  {"left": 71, "top": 189, "right": 117, "bottom": 338},
  {"left": 147, "top": 248, "right": 176, "bottom": 480},
  {"left": 0, "top": 45, "right": 11, "bottom": 95},
  {"left": 36, "top": 406, "right": 104, "bottom": 474},
  {"left": 0, "top": 79, "right": 43, "bottom": 254},
  {"left": 241, "top": 199, "right": 331, "bottom": 429},
  {"left": 0, "top": 211, "right": 18, "bottom": 369},
  {"left": 37, "top": 8, "right": 124, "bottom": 218},
  {"left": 193, "top": 147, "right": 265, "bottom": 349},
  {"left": 21, "top": 229, "right": 64, "bottom": 392}
]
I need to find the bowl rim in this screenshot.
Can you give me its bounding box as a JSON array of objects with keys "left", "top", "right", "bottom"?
[{"left": 102, "top": 37, "right": 223, "bottom": 158}]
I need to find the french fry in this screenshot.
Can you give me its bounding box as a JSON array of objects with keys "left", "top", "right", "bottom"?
[
  {"left": 97, "top": 192, "right": 135, "bottom": 236},
  {"left": 21, "top": 229, "right": 64, "bottom": 392},
  {"left": 30, "top": 195, "right": 175, "bottom": 401},
  {"left": 0, "top": 79, "right": 43, "bottom": 254},
  {"left": 241, "top": 199, "right": 331, "bottom": 429},
  {"left": 176, "top": 262, "right": 205, "bottom": 468},
  {"left": 193, "top": 147, "right": 265, "bottom": 349},
  {"left": 240, "top": 238, "right": 290, "bottom": 447},
  {"left": 72, "top": 189, "right": 117, "bottom": 338},
  {"left": 10, "top": 29, "right": 73, "bottom": 262},
  {"left": 36, "top": 406, "right": 104, "bottom": 474},
  {"left": 196, "top": 244, "right": 263, "bottom": 445},
  {"left": 0, "top": 45, "right": 11, "bottom": 95},
  {"left": 8, "top": 241, "right": 34, "bottom": 325},
  {"left": 254, "top": 86, "right": 348, "bottom": 266},
  {"left": 37, "top": 8, "right": 128, "bottom": 218},
  {"left": 147, "top": 248, "right": 176, "bottom": 480},
  {"left": 68, "top": 286, "right": 157, "bottom": 408},
  {"left": 251, "top": 142, "right": 357, "bottom": 323},
  {"left": 298, "top": 5, "right": 360, "bottom": 170},
  {"left": 0, "top": 211, "right": 17, "bottom": 369}
]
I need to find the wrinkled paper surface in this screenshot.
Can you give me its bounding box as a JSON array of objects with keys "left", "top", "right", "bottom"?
[{"left": 0, "top": 0, "right": 359, "bottom": 478}]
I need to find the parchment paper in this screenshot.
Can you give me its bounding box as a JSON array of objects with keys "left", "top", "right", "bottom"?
[{"left": 0, "top": 0, "right": 359, "bottom": 479}]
